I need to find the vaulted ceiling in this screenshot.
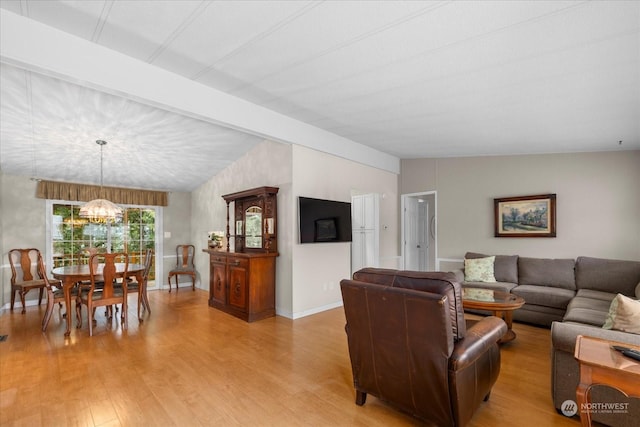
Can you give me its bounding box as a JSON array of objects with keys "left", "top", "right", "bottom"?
[{"left": 1, "top": 1, "right": 638, "bottom": 192}]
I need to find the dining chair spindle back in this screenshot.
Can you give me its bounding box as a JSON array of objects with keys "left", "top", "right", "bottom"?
[
  {"left": 76, "top": 252, "right": 129, "bottom": 336},
  {"left": 167, "top": 244, "right": 196, "bottom": 292},
  {"left": 8, "top": 248, "right": 49, "bottom": 313}
]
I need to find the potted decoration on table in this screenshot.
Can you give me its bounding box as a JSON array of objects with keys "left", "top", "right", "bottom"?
[{"left": 208, "top": 231, "right": 225, "bottom": 250}]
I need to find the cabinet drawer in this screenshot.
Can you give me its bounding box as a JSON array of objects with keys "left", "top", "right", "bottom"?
[
  {"left": 227, "top": 257, "right": 249, "bottom": 269},
  {"left": 210, "top": 255, "right": 227, "bottom": 264}
]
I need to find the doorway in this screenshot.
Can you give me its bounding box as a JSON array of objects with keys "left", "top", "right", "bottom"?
[{"left": 401, "top": 191, "right": 436, "bottom": 271}]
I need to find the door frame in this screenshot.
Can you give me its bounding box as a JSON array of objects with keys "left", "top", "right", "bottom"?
[{"left": 401, "top": 191, "right": 437, "bottom": 271}]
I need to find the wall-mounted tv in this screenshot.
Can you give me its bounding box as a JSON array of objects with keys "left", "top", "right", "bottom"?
[{"left": 298, "top": 197, "right": 352, "bottom": 243}]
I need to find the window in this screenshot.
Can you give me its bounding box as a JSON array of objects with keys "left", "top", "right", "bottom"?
[{"left": 47, "top": 201, "right": 161, "bottom": 285}]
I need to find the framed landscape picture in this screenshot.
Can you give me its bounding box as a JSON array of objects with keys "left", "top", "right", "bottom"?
[{"left": 494, "top": 194, "right": 556, "bottom": 237}]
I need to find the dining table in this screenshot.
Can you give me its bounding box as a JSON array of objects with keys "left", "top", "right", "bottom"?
[{"left": 51, "top": 263, "right": 146, "bottom": 336}]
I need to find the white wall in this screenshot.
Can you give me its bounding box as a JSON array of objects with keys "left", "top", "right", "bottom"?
[
  {"left": 290, "top": 145, "right": 398, "bottom": 318},
  {"left": 401, "top": 151, "right": 640, "bottom": 264}
]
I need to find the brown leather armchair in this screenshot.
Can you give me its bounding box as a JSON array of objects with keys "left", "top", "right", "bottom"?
[{"left": 340, "top": 268, "right": 507, "bottom": 426}]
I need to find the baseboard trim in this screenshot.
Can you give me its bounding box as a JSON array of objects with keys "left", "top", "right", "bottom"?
[
  {"left": 284, "top": 301, "right": 344, "bottom": 320},
  {"left": 1, "top": 299, "right": 42, "bottom": 311}
]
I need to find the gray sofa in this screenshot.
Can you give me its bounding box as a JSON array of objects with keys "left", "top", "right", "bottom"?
[{"left": 454, "top": 253, "right": 640, "bottom": 426}]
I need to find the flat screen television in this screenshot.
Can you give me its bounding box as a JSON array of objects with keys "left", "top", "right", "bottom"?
[{"left": 298, "top": 197, "right": 352, "bottom": 243}]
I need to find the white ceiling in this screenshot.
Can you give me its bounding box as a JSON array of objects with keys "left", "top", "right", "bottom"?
[{"left": 1, "top": 0, "right": 638, "bottom": 192}]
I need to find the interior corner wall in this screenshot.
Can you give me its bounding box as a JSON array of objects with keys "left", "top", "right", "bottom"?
[
  {"left": 0, "top": 174, "right": 46, "bottom": 309},
  {"left": 291, "top": 145, "right": 399, "bottom": 319},
  {"left": 162, "top": 191, "right": 192, "bottom": 286},
  {"left": 190, "top": 140, "right": 294, "bottom": 317},
  {"left": 400, "top": 151, "right": 640, "bottom": 262}
]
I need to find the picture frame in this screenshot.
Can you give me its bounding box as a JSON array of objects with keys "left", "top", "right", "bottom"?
[{"left": 494, "top": 194, "right": 556, "bottom": 237}]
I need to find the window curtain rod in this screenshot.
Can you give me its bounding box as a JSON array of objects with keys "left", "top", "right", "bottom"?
[{"left": 36, "top": 180, "right": 168, "bottom": 207}]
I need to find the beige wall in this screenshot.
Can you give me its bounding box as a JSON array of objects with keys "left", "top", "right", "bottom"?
[
  {"left": 190, "top": 140, "right": 294, "bottom": 315},
  {"left": 401, "top": 151, "right": 640, "bottom": 265},
  {"left": 0, "top": 175, "right": 48, "bottom": 308},
  {"left": 162, "top": 191, "right": 193, "bottom": 287},
  {"left": 0, "top": 173, "right": 192, "bottom": 308},
  {"left": 290, "top": 145, "right": 398, "bottom": 318}
]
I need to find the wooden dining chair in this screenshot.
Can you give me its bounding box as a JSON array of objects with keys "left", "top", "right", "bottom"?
[
  {"left": 117, "top": 248, "right": 153, "bottom": 321},
  {"left": 8, "top": 248, "right": 49, "bottom": 313},
  {"left": 167, "top": 244, "right": 196, "bottom": 292},
  {"left": 76, "top": 247, "right": 100, "bottom": 285},
  {"left": 38, "top": 253, "right": 78, "bottom": 332},
  {"left": 76, "top": 252, "right": 129, "bottom": 336}
]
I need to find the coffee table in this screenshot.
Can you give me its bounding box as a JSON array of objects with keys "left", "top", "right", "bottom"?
[
  {"left": 574, "top": 335, "right": 640, "bottom": 427},
  {"left": 462, "top": 287, "right": 525, "bottom": 343}
]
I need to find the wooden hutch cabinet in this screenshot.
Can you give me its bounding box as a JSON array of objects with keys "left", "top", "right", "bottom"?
[{"left": 204, "top": 186, "right": 278, "bottom": 322}]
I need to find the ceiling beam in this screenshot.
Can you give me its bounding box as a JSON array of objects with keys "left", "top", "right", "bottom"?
[{"left": 0, "top": 9, "right": 399, "bottom": 174}]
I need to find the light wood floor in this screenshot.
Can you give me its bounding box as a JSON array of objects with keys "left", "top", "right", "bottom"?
[{"left": 0, "top": 289, "right": 580, "bottom": 427}]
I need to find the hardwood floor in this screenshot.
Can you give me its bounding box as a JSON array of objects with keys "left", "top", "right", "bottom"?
[{"left": 0, "top": 290, "right": 580, "bottom": 426}]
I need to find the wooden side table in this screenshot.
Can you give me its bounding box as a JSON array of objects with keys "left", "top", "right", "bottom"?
[{"left": 574, "top": 335, "right": 640, "bottom": 427}]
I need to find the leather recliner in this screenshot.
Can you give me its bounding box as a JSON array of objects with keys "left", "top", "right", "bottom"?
[{"left": 340, "top": 268, "right": 507, "bottom": 426}]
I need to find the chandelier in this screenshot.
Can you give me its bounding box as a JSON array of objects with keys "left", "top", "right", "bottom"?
[{"left": 79, "top": 140, "right": 123, "bottom": 223}]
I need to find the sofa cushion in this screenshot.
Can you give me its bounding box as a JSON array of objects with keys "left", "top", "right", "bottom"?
[
  {"left": 602, "top": 293, "right": 640, "bottom": 334},
  {"left": 465, "top": 252, "right": 518, "bottom": 284},
  {"left": 464, "top": 256, "right": 496, "bottom": 282},
  {"left": 563, "top": 308, "right": 609, "bottom": 326},
  {"left": 511, "top": 285, "right": 575, "bottom": 309},
  {"left": 513, "top": 305, "right": 565, "bottom": 327},
  {"left": 563, "top": 295, "right": 614, "bottom": 326},
  {"left": 518, "top": 257, "right": 576, "bottom": 290},
  {"left": 575, "top": 289, "right": 618, "bottom": 302},
  {"left": 575, "top": 256, "right": 640, "bottom": 297}
]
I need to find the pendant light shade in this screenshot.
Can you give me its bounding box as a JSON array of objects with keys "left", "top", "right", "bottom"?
[
  {"left": 79, "top": 140, "right": 123, "bottom": 223},
  {"left": 79, "top": 198, "right": 123, "bottom": 223}
]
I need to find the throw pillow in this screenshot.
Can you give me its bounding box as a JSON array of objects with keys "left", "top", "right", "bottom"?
[
  {"left": 602, "top": 293, "right": 640, "bottom": 334},
  {"left": 464, "top": 256, "right": 496, "bottom": 283}
]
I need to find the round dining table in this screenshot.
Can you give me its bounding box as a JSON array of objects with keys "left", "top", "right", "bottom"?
[{"left": 52, "top": 263, "right": 145, "bottom": 336}]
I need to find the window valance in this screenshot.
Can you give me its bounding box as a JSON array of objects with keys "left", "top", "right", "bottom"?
[{"left": 36, "top": 180, "right": 168, "bottom": 207}]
